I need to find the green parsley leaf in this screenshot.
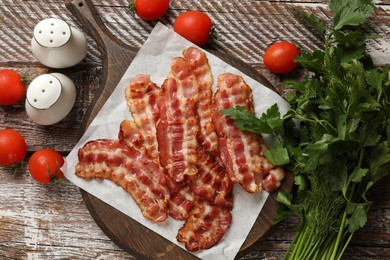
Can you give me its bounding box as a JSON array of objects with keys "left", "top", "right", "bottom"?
[
  {"left": 347, "top": 204, "right": 368, "bottom": 232},
  {"left": 220, "top": 104, "right": 284, "bottom": 135},
  {"left": 264, "top": 143, "right": 290, "bottom": 166},
  {"left": 349, "top": 167, "right": 369, "bottom": 183},
  {"left": 330, "top": 0, "right": 374, "bottom": 31},
  {"left": 296, "top": 9, "right": 326, "bottom": 39},
  {"left": 220, "top": 106, "right": 270, "bottom": 134}
]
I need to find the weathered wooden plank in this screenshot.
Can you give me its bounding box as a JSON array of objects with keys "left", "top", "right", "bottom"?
[
  {"left": 0, "top": 165, "right": 135, "bottom": 259},
  {"left": 1, "top": 0, "right": 390, "bottom": 259}
]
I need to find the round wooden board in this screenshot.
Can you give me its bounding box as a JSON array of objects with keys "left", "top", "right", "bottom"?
[
  {"left": 80, "top": 174, "right": 294, "bottom": 260},
  {"left": 65, "top": 0, "right": 294, "bottom": 259}
]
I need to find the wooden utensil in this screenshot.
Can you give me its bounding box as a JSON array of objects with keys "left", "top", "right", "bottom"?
[{"left": 65, "top": 0, "right": 293, "bottom": 259}]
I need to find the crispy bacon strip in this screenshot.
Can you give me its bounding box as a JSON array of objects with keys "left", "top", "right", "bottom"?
[
  {"left": 177, "top": 197, "right": 232, "bottom": 252},
  {"left": 118, "top": 120, "right": 143, "bottom": 149},
  {"left": 119, "top": 119, "right": 182, "bottom": 194},
  {"left": 157, "top": 57, "right": 199, "bottom": 182},
  {"left": 212, "top": 73, "right": 266, "bottom": 193},
  {"left": 213, "top": 73, "right": 286, "bottom": 193},
  {"left": 188, "top": 147, "right": 233, "bottom": 209},
  {"left": 125, "top": 74, "right": 161, "bottom": 163},
  {"left": 168, "top": 185, "right": 196, "bottom": 220},
  {"left": 183, "top": 47, "right": 218, "bottom": 154},
  {"left": 75, "top": 139, "right": 170, "bottom": 222}
]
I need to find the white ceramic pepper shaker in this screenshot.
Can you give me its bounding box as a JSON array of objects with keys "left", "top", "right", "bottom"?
[
  {"left": 31, "top": 18, "right": 88, "bottom": 68},
  {"left": 25, "top": 73, "right": 76, "bottom": 125}
]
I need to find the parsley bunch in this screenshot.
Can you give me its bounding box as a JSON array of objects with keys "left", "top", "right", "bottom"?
[{"left": 222, "top": 0, "right": 390, "bottom": 259}]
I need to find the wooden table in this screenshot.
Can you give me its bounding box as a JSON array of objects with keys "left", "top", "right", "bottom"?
[{"left": 1, "top": 0, "right": 389, "bottom": 259}]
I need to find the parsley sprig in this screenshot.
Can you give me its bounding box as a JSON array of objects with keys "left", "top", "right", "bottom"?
[{"left": 222, "top": 0, "right": 390, "bottom": 259}]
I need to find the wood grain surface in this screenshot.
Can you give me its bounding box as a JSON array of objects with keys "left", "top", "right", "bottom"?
[{"left": 1, "top": 0, "right": 390, "bottom": 259}]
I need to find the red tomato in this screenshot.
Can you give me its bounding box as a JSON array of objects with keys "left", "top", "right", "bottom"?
[
  {"left": 263, "top": 41, "right": 300, "bottom": 74},
  {"left": 0, "top": 129, "right": 27, "bottom": 166},
  {"left": 132, "top": 0, "right": 169, "bottom": 21},
  {"left": 174, "top": 11, "right": 212, "bottom": 46},
  {"left": 28, "top": 148, "right": 65, "bottom": 184},
  {"left": 0, "top": 69, "right": 26, "bottom": 105}
]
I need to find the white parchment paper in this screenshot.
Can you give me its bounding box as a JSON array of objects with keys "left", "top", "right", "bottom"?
[{"left": 64, "top": 23, "right": 290, "bottom": 260}]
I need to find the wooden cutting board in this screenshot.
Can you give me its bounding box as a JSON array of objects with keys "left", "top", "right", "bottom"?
[{"left": 65, "top": 0, "right": 293, "bottom": 259}]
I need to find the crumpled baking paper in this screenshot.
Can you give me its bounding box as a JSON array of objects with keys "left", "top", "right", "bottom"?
[{"left": 64, "top": 22, "right": 290, "bottom": 260}]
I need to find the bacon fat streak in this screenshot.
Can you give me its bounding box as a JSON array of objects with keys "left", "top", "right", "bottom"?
[
  {"left": 168, "top": 185, "right": 196, "bottom": 220},
  {"left": 121, "top": 82, "right": 182, "bottom": 194},
  {"left": 125, "top": 74, "right": 161, "bottom": 163},
  {"left": 75, "top": 139, "right": 170, "bottom": 222},
  {"left": 188, "top": 147, "right": 233, "bottom": 209},
  {"left": 177, "top": 197, "right": 232, "bottom": 252},
  {"left": 183, "top": 47, "right": 218, "bottom": 154},
  {"left": 212, "top": 73, "right": 285, "bottom": 193},
  {"left": 157, "top": 57, "right": 200, "bottom": 182}
]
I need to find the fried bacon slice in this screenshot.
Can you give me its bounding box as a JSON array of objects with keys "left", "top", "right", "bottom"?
[
  {"left": 118, "top": 120, "right": 143, "bottom": 149},
  {"left": 125, "top": 74, "right": 161, "bottom": 163},
  {"left": 177, "top": 197, "right": 232, "bottom": 252},
  {"left": 183, "top": 47, "right": 218, "bottom": 154},
  {"left": 157, "top": 57, "right": 199, "bottom": 182},
  {"left": 168, "top": 185, "right": 196, "bottom": 220},
  {"left": 212, "top": 73, "right": 285, "bottom": 193},
  {"left": 119, "top": 119, "right": 182, "bottom": 193},
  {"left": 75, "top": 139, "right": 170, "bottom": 222},
  {"left": 188, "top": 147, "right": 233, "bottom": 209}
]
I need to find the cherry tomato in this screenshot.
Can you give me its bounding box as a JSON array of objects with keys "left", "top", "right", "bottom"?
[
  {"left": 28, "top": 148, "right": 64, "bottom": 184},
  {"left": 263, "top": 41, "right": 300, "bottom": 74},
  {"left": 131, "top": 0, "right": 169, "bottom": 21},
  {"left": 174, "top": 11, "right": 212, "bottom": 47},
  {"left": 0, "top": 129, "right": 27, "bottom": 167},
  {"left": 0, "top": 69, "right": 26, "bottom": 105}
]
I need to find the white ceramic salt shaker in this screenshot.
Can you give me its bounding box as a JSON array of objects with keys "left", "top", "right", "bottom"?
[
  {"left": 25, "top": 73, "right": 76, "bottom": 125},
  {"left": 31, "top": 18, "right": 88, "bottom": 68}
]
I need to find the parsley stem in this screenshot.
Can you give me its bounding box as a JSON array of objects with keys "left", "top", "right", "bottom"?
[
  {"left": 330, "top": 210, "right": 347, "bottom": 260},
  {"left": 331, "top": 145, "right": 364, "bottom": 259},
  {"left": 284, "top": 220, "right": 303, "bottom": 260},
  {"left": 337, "top": 232, "right": 354, "bottom": 260},
  {"left": 286, "top": 112, "right": 338, "bottom": 133}
]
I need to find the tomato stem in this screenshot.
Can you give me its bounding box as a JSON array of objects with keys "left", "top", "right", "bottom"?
[
  {"left": 21, "top": 70, "right": 32, "bottom": 86},
  {"left": 209, "top": 27, "right": 221, "bottom": 44},
  {"left": 1, "top": 162, "right": 22, "bottom": 175},
  {"left": 46, "top": 158, "right": 62, "bottom": 185},
  {"left": 128, "top": 0, "right": 136, "bottom": 13}
]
